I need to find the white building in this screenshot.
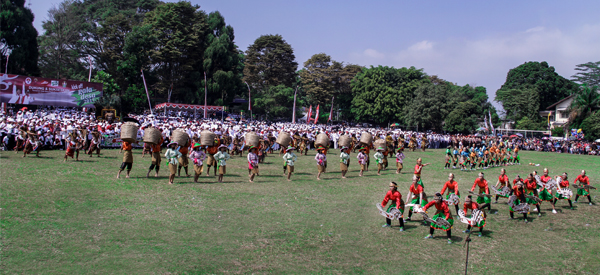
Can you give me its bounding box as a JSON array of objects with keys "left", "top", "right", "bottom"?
[{"left": 539, "top": 95, "right": 574, "bottom": 129}]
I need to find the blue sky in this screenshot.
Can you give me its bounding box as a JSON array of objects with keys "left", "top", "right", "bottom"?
[{"left": 29, "top": 0, "right": 600, "bottom": 112}]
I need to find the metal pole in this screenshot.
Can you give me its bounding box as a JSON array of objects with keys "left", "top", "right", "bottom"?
[
  {"left": 88, "top": 56, "right": 93, "bottom": 82},
  {"left": 140, "top": 69, "right": 153, "bottom": 115},
  {"left": 464, "top": 231, "right": 472, "bottom": 275},
  {"left": 204, "top": 72, "right": 207, "bottom": 119},
  {"left": 5, "top": 54, "right": 9, "bottom": 74}
]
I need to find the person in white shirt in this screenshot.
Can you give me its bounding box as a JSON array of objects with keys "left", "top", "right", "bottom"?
[
  {"left": 213, "top": 144, "right": 231, "bottom": 183},
  {"left": 282, "top": 146, "right": 297, "bottom": 181}
]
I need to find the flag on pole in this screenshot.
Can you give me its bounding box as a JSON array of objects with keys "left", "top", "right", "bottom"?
[
  {"left": 489, "top": 110, "right": 495, "bottom": 136},
  {"left": 328, "top": 96, "right": 334, "bottom": 123},
  {"left": 292, "top": 87, "right": 298, "bottom": 123},
  {"left": 484, "top": 114, "right": 489, "bottom": 131},
  {"left": 307, "top": 105, "right": 312, "bottom": 124},
  {"left": 314, "top": 105, "right": 320, "bottom": 125}
]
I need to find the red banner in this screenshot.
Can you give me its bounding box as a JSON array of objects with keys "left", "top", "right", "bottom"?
[{"left": 0, "top": 73, "right": 103, "bottom": 107}]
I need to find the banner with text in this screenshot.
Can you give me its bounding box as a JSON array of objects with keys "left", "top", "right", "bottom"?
[{"left": 0, "top": 73, "right": 103, "bottom": 107}]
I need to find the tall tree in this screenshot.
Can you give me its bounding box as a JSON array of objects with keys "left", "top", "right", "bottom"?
[
  {"left": 243, "top": 34, "right": 298, "bottom": 91},
  {"left": 571, "top": 61, "right": 600, "bottom": 87},
  {"left": 443, "top": 101, "right": 479, "bottom": 134},
  {"left": 38, "top": 0, "right": 86, "bottom": 80},
  {"left": 203, "top": 11, "right": 244, "bottom": 106},
  {"left": 252, "top": 85, "right": 303, "bottom": 119},
  {"left": 350, "top": 66, "right": 426, "bottom": 124},
  {"left": 300, "top": 53, "right": 336, "bottom": 106},
  {"left": 496, "top": 61, "right": 578, "bottom": 110},
  {"left": 1, "top": 0, "right": 39, "bottom": 75},
  {"left": 495, "top": 88, "right": 540, "bottom": 122},
  {"left": 567, "top": 84, "right": 600, "bottom": 128},
  {"left": 406, "top": 82, "right": 452, "bottom": 131},
  {"left": 76, "top": 0, "right": 159, "bottom": 90},
  {"left": 134, "top": 1, "right": 208, "bottom": 102}
]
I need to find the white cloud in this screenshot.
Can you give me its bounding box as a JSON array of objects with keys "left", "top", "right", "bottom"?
[
  {"left": 408, "top": 40, "right": 433, "bottom": 51},
  {"left": 363, "top": 48, "right": 385, "bottom": 59},
  {"left": 347, "top": 24, "right": 600, "bottom": 109}
]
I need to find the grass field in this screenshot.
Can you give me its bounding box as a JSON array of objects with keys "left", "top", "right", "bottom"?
[{"left": 1, "top": 148, "right": 599, "bottom": 274}]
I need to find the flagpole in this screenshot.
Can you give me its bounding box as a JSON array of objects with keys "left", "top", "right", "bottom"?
[
  {"left": 244, "top": 82, "right": 252, "bottom": 120},
  {"left": 292, "top": 87, "right": 297, "bottom": 123},
  {"left": 204, "top": 72, "right": 208, "bottom": 118},
  {"left": 141, "top": 69, "right": 153, "bottom": 115},
  {"left": 87, "top": 56, "right": 93, "bottom": 82},
  {"left": 328, "top": 96, "right": 334, "bottom": 123}
]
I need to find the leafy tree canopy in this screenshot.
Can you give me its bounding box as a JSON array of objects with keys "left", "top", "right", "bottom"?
[
  {"left": 243, "top": 34, "right": 298, "bottom": 91},
  {"left": 1, "top": 0, "right": 40, "bottom": 75}
]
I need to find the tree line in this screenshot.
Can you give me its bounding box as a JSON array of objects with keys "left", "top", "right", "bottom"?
[{"left": 1, "top": 0, "right": 598, "bottom": 137}]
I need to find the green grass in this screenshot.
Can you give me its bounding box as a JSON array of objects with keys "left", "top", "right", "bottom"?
[{"left": 1, "top": 149, "right": 599, "bottom": 274}]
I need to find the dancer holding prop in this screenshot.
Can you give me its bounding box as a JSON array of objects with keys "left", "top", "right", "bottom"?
[
  {"left": 574, "top": 170, "right": 594, "bottom": 205},
  {"left": 554, "top": 173, "right": 574, "bottom": 210},
  {"left": 470, "top": 173, "right": 492, "bottom": 211},
  {"left": 414, "top": 158, "right": 430, "bottom": 187},
  {"left": 509, "top": 180, "right": 530, "bottom": 222},
  {"left": 423, "top": 193, "right": 454, "bottom": 244},
  {"left": 493, "top": 169, "right": 511, "bottom": 203},
  {"left": 405, "top": 175, "right": 428, "bottom": 221},
  {"left": 282, "top": 146, "right": 297, "bottom": 181},
  {"left": 535, "top": 169, "right": 556, "bottom": 213},
  {"left": 524, "top": 173, "right": 542, "bottom": 216},
  {"left": 440, "top": 173, "right": 460, "bottom": 216},
  {"left": 460, "top": 195, "right": 487, "bottom": 237},
  {"left": 379, "top": 182, "right": 406, "bottom": 231}
]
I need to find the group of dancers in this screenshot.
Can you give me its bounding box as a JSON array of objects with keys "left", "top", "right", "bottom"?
[
  {"left": 380, "top": 167, "right": 594, "bottom": 244},
  {"left": 444, "top": 143, "right": 521, "bottom": 171}
]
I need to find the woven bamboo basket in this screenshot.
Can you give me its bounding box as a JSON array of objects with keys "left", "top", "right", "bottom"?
[
  {"left": 315, "top": 133, "right": 330, "bottom": 148},
  {"left": 275, "top": 131, "right": 291, "bottom": 147},
  {"left": 120, "top": 122, "right": 139, "bottom": 143},
  {"left": 338, "top": 135, "right": 352, "bottom": 147},
  {"left": 143, "top": 127, "right": 161, "bottom": 145},
  {"left": 360, "top": 132, "right": 373, "bottom": 145},
  {"left": 200, "top": 130, "right": 216, "bottom": 146},
  {"left": 172, "top": 129, "right": 189, "bottom": 146},
  {"left": 245, "top": 132, "right": 260, "bottom": 147},
  {"left": 374, "top": 139, "right": 386, "bottom": 150}
]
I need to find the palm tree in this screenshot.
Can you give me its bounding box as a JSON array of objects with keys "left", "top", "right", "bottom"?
[{"left": 567, "top": 84, "right": 600, "bottom": 128}]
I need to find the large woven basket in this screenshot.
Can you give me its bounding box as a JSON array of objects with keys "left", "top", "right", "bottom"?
[
  {"left": 245, "top": 132, "right": 260, "bottom": 147},
  {"left": 360, "top": 132, "right": 373, "bottom": 145},
  {"left": 338, "top": 135, "right": 352, "bottom": 147},
  {"left": 143, "top": 127, "right": 161, "bottom": 145},
  {"left": 200, "top": 130, "right": 216, "bottom": 146},
  {"left": 315, "top": 133, "right": 330, "bottom": 148},
  {"left": 120, "top": 122, "right": 139, "bottom": 143},
  {"left": 275, "top": 131, "right": 291, "bottom": 147},
  {"left": 172, "top": 129, "right": 189, "bottom": 146},
  {"left": 374, "top": 139, "right": 386, "bottom": 150}
]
